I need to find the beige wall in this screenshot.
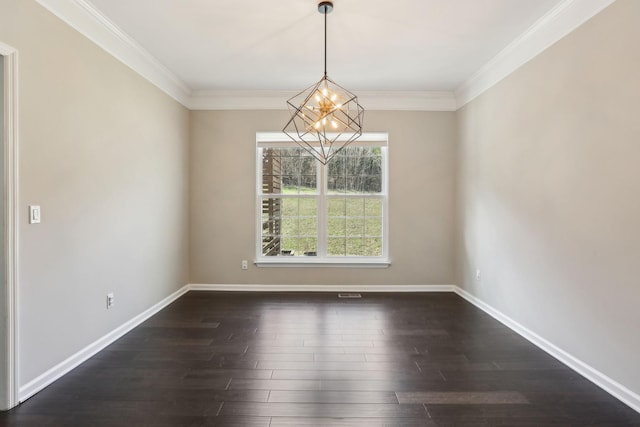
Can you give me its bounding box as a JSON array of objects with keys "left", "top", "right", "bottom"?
[
  {"left": 1, "top": 0, "right": 190, "bottom": 386},
  {"left": 457, "top": 0, "right": 640, "bottom": 396},
  {"left": 190, "top": 110, "right": 457, "bottom": 286}
]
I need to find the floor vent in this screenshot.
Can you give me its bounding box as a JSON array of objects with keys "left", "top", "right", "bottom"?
[{"left": 338, "top": 293, "right": 362, "bottom": 299}]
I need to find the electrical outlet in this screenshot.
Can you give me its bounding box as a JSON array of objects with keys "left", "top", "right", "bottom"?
[
  {"left": 475, "top": 269, "right": 481, "bottom": 282},
  {"left": 241, "top": 260, "right": 248, "bottom": 270},
  {"left": 106, "top": 292, "right": 115, "bottom": 309}
]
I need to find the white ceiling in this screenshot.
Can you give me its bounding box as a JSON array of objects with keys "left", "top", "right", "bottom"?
[
  {"left": 86, "top": 0, "right": 562, "bottom": 92},
  {"left": 36, "top": 0, "right": 615, "bottom": 108}
]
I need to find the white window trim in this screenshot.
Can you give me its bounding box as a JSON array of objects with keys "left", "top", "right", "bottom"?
[{"left": 255, "top": 132, "right": 390, "bottom": 267}]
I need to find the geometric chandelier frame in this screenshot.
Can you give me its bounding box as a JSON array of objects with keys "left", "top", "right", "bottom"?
[{"left": 283, "top": 1, "right": 365, "bottom": 164}]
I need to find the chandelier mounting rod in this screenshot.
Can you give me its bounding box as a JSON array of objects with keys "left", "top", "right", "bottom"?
[{"left": 318, "top": 1, "right": 333, "bottom": 77}]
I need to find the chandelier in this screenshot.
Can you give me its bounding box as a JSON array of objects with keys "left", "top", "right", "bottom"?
[{"left": 283, "top": 1, "right": 365, "bottom": 165}]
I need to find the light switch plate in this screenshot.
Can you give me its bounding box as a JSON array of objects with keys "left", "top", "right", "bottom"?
[{"left": 29, "top": 205, "right": 41, "bottom": 224}]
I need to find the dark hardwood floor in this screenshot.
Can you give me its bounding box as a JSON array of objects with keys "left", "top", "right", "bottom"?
[{"left": 2, "top": 291, "right": 639, "bottom": 426}]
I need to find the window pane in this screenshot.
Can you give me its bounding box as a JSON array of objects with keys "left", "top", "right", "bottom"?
[
  {"left": 365, "top": 198, "right": 382, "bottom": 215},
  {"left": 327, "top": 176, "right": 346, "bottom": 194},
  {"left": 346, "top": 217, "right": 365, "bottom": 236},
  {"left": 281, "top": 217, "right": 299, "bottom": 236},
  {"left": 283, "top": 149, "right": 316, "bottom": 193},
  {"left": 365, "top": 238, "right": 383, "bottom": 256},
  {"left": 327, "top": 158, "right": 346, "bottom": 177},
  {"left": 299, "top": 217, "right": 317, "bottom": 235},
  {"left": 346, "top": 198, "right": 365, "bottom": 217},
  {"left": 327, "top": 217, "right": 346, "bottom": 237},
  {"left": 327, "top": 197, "right": 347, "bottom": 239},
  {"left": 263, "top": 148, "right": 316, "bottom": 194},
  {"left": 346, "top": 175, "right": 364, "bottom": 193},
  {"left": 280, "top": 237, "right": 297, "bottom": 255},
  {"left": 327, "top": 237, "right": 346, "bottom": 256},
  {"left": 360, "top": 175, "right": 382, "bottom": 193},
  {"left": 327, "top": 195, "right": 383, "bottom": 258},
  {"left": 327, "top": 146, "right": 382, "bottom": 194},
  {"left": 282, "top": 197, "right": 317, "bottom": 217},
  {"left": 281, "top": 237, "right": 317, "bottom": 256},
  {"left": 260, "top": 196, "right": 282, "bottom": 256},
  {"left": 301, "top": 175, "right": 317, "bottom": 190},
  {"left": 328, "top": 198, "right": 346, "bottom": 216},
  {"left": 262, "top": 148, "right": 283, "bottom": 194},
  {"left": 299, "top": 237, "right": 318, "bottom": 256},
  {"left": 346, "top": 238, "right": 365, "bottom": 256},
  {"left": 262, "top": 196, "right": 317, "bottom": 257},
  {"left": 281, "top": 175, "right": 298, "bottom": 189},
  {"left": 365, "top": 218, "right": 382, "bottom": 237}
]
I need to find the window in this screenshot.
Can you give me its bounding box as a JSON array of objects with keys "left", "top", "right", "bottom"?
[{"left": 256, "top": 132, "right": 389, "bottom": 266}]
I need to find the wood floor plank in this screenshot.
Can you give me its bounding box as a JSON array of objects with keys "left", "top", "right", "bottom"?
[
  {"left": 2, "top": 291, "right": 637, "bottom": 426},
  {"left": 250, "top": 352, "right": 315, "bottom": 362},
  {"left": 268, "top": 390, "right": 399, "bottom": 404},
  {"left": 269, "top": 418, "right": 437, "bottom": 427},
  {"left": 256, "top": 360, "right": 421, "bottom": 373},
  {"left": 302, "top": 339, "right": 375, "bottom": 347},
  {"left": 202, "top": 415, "right": 272, "bottom": 426},
  {"left": 396, "top": 391, "right": 529, "bottom": 404},
  {"left": 218, "top": 402, "right": 428, "bottom": 418},
  {"left": 425, "top": 403, "right": 567, "bottom": 424},
  {"left": 313, "top": 353, "right": 367, "bottom": 362},
  {"left": 270, "top": 369, "right": 440, "bottom": 381},
  {"left": 230, "top": 378, "right": 450, "bottom": 392},
  {"left": 270, "top": 417, "right": 440, "bottom": 427},
  {"left": 246, "top": 345, "right": 348, "bottom": 354}
]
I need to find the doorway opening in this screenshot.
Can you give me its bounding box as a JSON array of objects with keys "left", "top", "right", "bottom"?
[{"left": 0, "top": 44, "right": 19, "bottom": 411}]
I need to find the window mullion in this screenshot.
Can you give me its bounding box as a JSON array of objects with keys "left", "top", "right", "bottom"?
[
  {"left": 317, "top": 160, "right": 327, "bottom": 257},
  {"left": 256, "top": 148, "right": 264, "bottom": 259}
]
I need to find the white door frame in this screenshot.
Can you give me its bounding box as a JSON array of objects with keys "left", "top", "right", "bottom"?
[{"left": 0, "top": 42, "right": 19, "bottom": 411}]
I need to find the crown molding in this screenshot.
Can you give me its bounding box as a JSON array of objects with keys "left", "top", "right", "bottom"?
[
  {"left": 188, "top": 90, "right": 297, "bottom": 111},
  {"left": 359, "top": 91, "right": 457, "bottom": 112},
  {"left": 455, "top": 0, "right": 617, "bottom": 108},
  {"left": 36, "top": 0, "right": 615, "bottom": 111},
  {"left": 35, "top": 0, "right": 192, "bottom": 106},
  {"left": 188, "top": 90, "right": 457, "bottom": 111}
]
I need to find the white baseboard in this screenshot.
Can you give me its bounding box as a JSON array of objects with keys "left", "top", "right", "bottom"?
[
  {"left": 454, "top": 286, "right": 640, "bottom": 414},
  {"left": 18, "top": 285, "right": 190, "bottom": 402},
  {"left": 187, "top": 283, "right": 456, "bottom": 293}
]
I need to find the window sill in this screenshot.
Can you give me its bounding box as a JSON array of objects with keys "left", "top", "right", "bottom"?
[{"left": 255, "top": 258, "right": 391, "bottom": 268}]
